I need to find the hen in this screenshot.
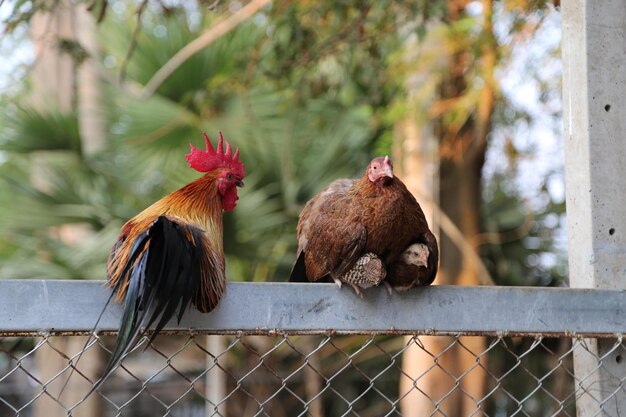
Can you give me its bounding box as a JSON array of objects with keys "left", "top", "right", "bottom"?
[{"left": 289, "top": 156, "right": 438, "bottom": 294}]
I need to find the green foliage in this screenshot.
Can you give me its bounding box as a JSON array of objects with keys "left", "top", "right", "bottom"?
[
  {"left": 0, "top": 4, "right": 379, "bottom": 281},
  {"left": 481, "top": 173, "right": 567, "bottom": 287},
  {"left": 0, "top": 0, "right": 565, "bottom": 292},
  {"left": 2, "top": 0, "right": 46, "bottom": 33},
  {"left": 259, "top": 1, "right": 425, "bottom": 108},
  {"left": 220, "top": 89, "right": 374, "bottom": 279},
  {"left": 100, "top": 7, "right": 261, "bottom": 106},
  {"left": 0, "top": 106, "right": 81, "bottom": 153}
]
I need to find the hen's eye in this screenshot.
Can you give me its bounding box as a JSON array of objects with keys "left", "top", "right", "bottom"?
[{"left": 373, "top": 166, "right": 378, "bottom": 170}]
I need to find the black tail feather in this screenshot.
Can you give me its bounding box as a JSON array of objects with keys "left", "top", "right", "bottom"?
[
  {"left": 288, "top": 251, "right": 308, "bottom": 282},
  {"left": 81, "top": 216, "right": 212, "bottom": 398},
  {"left": 55, "top": 287, "right": 117, "bottom": 401},
  {"left": 56, "top": 230, "right": 152, "bottom": 401},
  {"left": 99, "top": 253, "right": 149, "bottom": 380}
]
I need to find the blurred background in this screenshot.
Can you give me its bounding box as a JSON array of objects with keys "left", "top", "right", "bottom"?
[{"left": 0, "top": 0, "right": 567, "bottom": 416}]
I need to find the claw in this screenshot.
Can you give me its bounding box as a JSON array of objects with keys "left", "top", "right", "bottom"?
[
  {"left": 332, "top": 277, "right": 343, "bottom": 288},
  {"left": 349, "top": 283, "right": 364, "bottom": 299}
]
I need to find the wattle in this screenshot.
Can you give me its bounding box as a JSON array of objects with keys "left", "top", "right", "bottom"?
[{"left": 221, "top": 187, "right": 239, "bottom": 211}]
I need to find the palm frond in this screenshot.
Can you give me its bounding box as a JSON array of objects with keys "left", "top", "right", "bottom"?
[{"left": 0, "top": 105, "right": 81, "bottom": 153}]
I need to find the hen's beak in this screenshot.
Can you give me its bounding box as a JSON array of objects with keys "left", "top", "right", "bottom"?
[
  {"left": 236, "top": 179, "right": 245, "bottom": 187},
  {"left": 382, "top": 156, "right": 394, "bottom": 178}
]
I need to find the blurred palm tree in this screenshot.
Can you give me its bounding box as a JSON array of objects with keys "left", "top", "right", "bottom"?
[
  {"left": 0, "top": 6, "right": 378, "bottom": 416},
  {"left": 0, "top": 6, "right": 376, "bottom": 282}
]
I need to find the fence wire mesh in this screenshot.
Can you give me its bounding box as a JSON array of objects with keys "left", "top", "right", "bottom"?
[{"left": 0, "top": 332, "right": 624, "bottom": 417}]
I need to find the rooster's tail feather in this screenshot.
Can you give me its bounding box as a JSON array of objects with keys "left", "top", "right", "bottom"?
[{"left": 91, "top": 216, "right": 218, "bottom": 395}]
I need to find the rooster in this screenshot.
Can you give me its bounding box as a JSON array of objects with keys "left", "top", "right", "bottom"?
[
  {"left": 289, "top": 156, "right": 438, "bottom": 295},
  {"left": 74, "top": 132, "right": 245, "bottom": 393}
]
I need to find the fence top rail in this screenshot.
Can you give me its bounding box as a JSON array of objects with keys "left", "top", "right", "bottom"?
[{"left": 0, "top": 280, "right": 624, "bottom": 337}]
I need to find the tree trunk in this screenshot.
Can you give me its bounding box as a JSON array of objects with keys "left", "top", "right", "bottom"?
[
  {"left": 77, "top": 6, "right": 107, "bottom": 155},
  {"left": 398, "top": 0, "right": 495, "bottom": 415},
  {"left": 438, "top": 142, "right": 488, "bottom": 416},
  {"left": 302, "top": 337, "right": 324, "bottom": 417},
  {"left": 394, "top": 116, "right": 447, "bottom": 417},
  {"left": 30, "top": 3, "right": 106, "bottom": 416},
  {"left": 34, "top": 336, "right": 103, "bottom": 416},
  {"left": 397, "top": 90, "right": 489, "bottom": 417}
]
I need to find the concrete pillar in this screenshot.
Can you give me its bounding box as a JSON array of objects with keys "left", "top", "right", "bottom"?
[{"left": 562, "top": 0, "right": 626, "bottom": 415}]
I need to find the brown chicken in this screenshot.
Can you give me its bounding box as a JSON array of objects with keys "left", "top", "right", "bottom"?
[
  {"left": 338, "top": 252, "right": 387, "bottom": 295},
  {"left": 337, "top": 242, "right": 432, "bottom": 296},
  {"left": 289, "top": 156, "right": 438, "bottom": 293},
  {"left": 388, "top": 241, "right": 437, "bottom": 290}
]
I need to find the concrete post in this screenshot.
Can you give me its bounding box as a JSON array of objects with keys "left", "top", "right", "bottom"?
[{"left": 562, "top": 0, "right": 626, "bottom": 415}]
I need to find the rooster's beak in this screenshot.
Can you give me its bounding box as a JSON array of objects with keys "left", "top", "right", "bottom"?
[{"left": 236, "top": 179, "right": 245, "bottom": 187}]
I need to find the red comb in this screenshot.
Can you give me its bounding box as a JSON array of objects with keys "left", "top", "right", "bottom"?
[{"left": 186, "top": 132, "right": 245, "bottom": 178}]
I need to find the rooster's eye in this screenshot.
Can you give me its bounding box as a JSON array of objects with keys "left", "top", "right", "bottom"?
[{"left": 227, "top": 173, "right": 233, "bottom": 180}]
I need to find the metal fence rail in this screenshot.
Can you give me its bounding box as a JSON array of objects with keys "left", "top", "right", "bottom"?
[
  {"left": 2, "top": 281, "right": 626, "bottom": 336},
  {"left": 0, "top": 280, "right": 625, "bottom": 417}
]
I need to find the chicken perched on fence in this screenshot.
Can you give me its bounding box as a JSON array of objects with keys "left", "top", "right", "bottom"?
[
  {"left": 289, "top": 156, "right": 438, "bottom": 295},
  {"left": 337, "top": 243, "right": 433, "bottom": 295},
  {"left": 338, "top": 252, "right": 387, "bottom": 290},
  {"left": 92, "top": 132, "right": 244, "bottom": 389},
  {"left": 387, "top": 241, "right": 437, "bottom": 290}
]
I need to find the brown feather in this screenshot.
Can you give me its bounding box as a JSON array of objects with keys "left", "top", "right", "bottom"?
[
  {"left": 340, "top": 253, "right": 386, "bottom": 287},
  {"left": 292, "top": 160, "right": 438, "bottom": 290}
]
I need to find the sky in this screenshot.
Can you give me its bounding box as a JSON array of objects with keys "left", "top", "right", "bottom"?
[
  {"left": 0, "top": 2, "right": 34, "bottom": 93},
  {"left": 492, "top": 8, "right": 567, "bottom": 256},
  {"left": 484, "top": 5, "right": 567, "bottom": 260},
  {"left": 487, "top": 5, "right": 563, "bottom": 207}
]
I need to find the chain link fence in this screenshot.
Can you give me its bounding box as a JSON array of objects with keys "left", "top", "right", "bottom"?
[
  {"left": 0, "top": 281, "right": 624, "bottom": 417},
  {"left": 0, "top": 332, "right": 624, "bottom": 417}
]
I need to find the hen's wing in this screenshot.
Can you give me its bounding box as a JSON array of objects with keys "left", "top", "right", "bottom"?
[
  {"left": 306, "top": 211, "right": 367, "bottom": 282},
  {"left": 295, "top": 179, "right": 354, "bottom": 255},
  {"left": 289, "top": 179, "right": 364, "bottom": 282}
]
